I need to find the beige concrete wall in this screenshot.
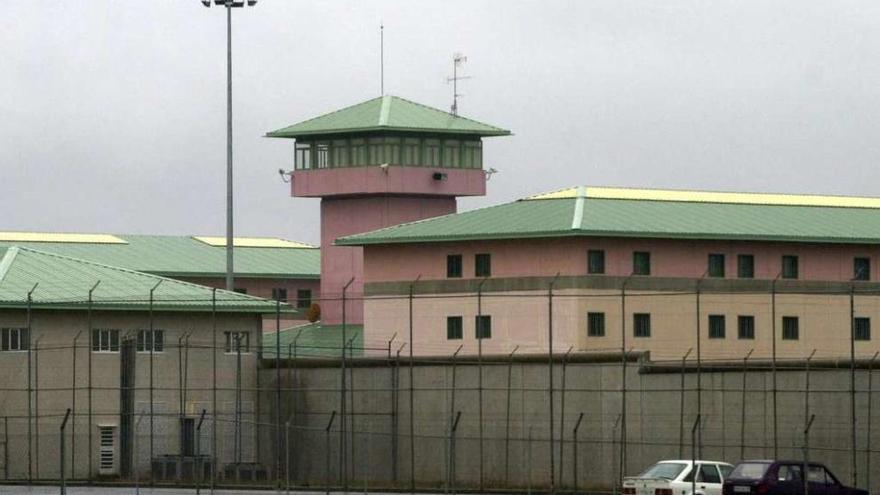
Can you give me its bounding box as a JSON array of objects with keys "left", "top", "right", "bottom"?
[
  {"left": 0, "top": 309, "right": 262, "bottom": 481},
  {"left": 363, "top": 287, "right": 880, "bottom": 360}
]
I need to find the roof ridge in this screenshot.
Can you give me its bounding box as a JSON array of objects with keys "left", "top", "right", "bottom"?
[
  {"left": 12, "top": 246, "right": 269, "bottom": 302},
  {"left": 0, "top": 247, "right": 19, "bottom": 284},
  {"left": 388, "top": 95, "right": 509, "bottom": 132}
]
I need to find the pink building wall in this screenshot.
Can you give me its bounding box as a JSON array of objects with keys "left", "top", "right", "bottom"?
[
  {"left": 292, "top": 166, "right": 486, "bottom": 198},
  {"left": 363, "top": 237, "right": 880, "bottom": 282},
  {"left": 319, "top": 196, "right": 456, "bottom": 325}
]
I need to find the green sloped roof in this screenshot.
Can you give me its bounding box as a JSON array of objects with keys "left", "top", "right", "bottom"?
[
  {"left": 0, "top": 247, "right": 291, "bottom": 313},
  {"left": 0, "top": 234, "right": 320, "bottom": 279},
  {"left": 336, "top": 186, "right": 880, "bottom": 246},
  {"left": 262, "top": 323, "right": 364, "bottom": 358},
  {"left": 266, "top": 95, "right": 510, "bottom": 138}
]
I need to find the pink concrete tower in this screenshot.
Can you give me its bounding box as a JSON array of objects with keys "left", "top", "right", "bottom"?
[{"left": 267, "top": 95, "right": 510, "bottom": 324}]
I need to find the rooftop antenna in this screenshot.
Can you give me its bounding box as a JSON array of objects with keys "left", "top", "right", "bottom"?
[
  {"left": 380, "top": 23, "right": 385, "bottom": 95},
  {"left": 447, "top": 52, "right": 471, "bottom": 115}
]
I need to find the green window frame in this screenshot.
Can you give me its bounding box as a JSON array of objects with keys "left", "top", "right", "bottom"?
[
  {"left": 737, "top": 254, "right": 754, "bottom": 279},
  {"left": 782, "top": 255, "right": 799, "bottom": 279},
  {"left": 475, "top": 253, "right": 491, "bottom": 277},
  {"left": 855, "top": 257, "right": 871, "bottom": 281},
  {"left": 633, "top": 252, "right": 651, "bottom": 276},
  {"left": 587, "top": 312, "right": 605, "bottom": 337},
  {"left": 708, "top": 254, "right": 725, "bottom": 278},
  {"left": 737, "top": 316, "right": 755, "bottom": 340},
  {"left": 447, "top": 316, "right": 463, "bottom": 340},
  {"left": 708, "top": 315, "right": 725, "bottom": 339},
  {"left": 633, "top": 313, "right": 651, "bottom": 338},
  {"left": 855, "top": 317, "right": 871, "bottom": 341},
  {"left": 588, "top": 250, "right": 605, "bottom": 274},
  {"left": 782, "top": 316, "right": 799, "bottom": 340},
  {"left": 475, "top": 315, "right": 492, "bottom": 339},
  {"left": 447, "top": 254, "right": 463, "bottom": 278}
]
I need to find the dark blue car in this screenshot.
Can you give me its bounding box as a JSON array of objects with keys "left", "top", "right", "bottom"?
[{"left": 722, "top": 461, "right": 866, "bottom": 495}]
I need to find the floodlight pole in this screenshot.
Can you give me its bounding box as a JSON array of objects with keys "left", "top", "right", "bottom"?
[{"left": 201, "top": 0, "right": 259, "bottom": 290}]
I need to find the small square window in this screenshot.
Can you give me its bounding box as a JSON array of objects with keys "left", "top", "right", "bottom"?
[
  {"left": 475, "top": 315, "right": 492, "bottom": 339},
  {"left": 737, "top": 255, "right": 754, "bottom": 279},
  {"left": 588, "top": 250, "right": 605, "bottom": 274},
  {"left": 633, "top": 252, "right": 651, "bottom": 276},
  {"left": 447, "top": 316, "right": 463, "bottom": 340},
  {"left": 447, "top": 255, "right": 463, "bottom": 278},
  {"left": 272, "top": 288, "right": 288, "bottom": 302},
  {"left": 296, "top": 289, "right": 312, "bottom": 309},
  {"left": 782, "top": 316, "right": 799, "bottom": 340},
  {"left": 0, "top": 328, "right": 28, "bottom": 351},
  {"left": 854, "top": 258, "right": 871, "bottom": 281},
  {"left": 633, "top": 313, "right": 651, "bottom": 338},
  {"left": 708, "top": 315, "right": 725, "bottom": 339},
  {"left": 708, "top": 254, "right": 725, "bottom": 278},
  {"left": 92, "top": 329, "right": 120, "bottom": 353},
  {"left": 224, "top": 331, "right": 250, "bottom": 353},
  {"left": 738, "top": 316, "right": 755, "bottom": 340},
  {"left": 782, "top": 256, "right": 799, "bottom": 279},
  {"left": 855, "top": 317, "right": 871, "bottom": 341},
  {"left": 475, "top": 253, "right": 491, "bottom": 277},
  {"left": 136, "top": 330, "right": 164, "bottom": 353},
  {"left": 587, "top": 312, "right": 605, "bottom": 337}
]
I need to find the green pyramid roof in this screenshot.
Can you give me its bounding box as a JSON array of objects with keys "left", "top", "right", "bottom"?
[
  {"left": 266, "top": 95, "right": 510, "bottom": 138},
  {"left": 0, "top": 246, "right": 292, "bottom": 313}
]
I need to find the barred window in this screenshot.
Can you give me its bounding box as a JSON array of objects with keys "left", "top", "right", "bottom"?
[
  {"left": 447, "top": 316, "right": 463, "bottom": 340},
  {"left": 738, "top": 316, "right": 755, "bottom": 340},
  {"left": 854, "top": 258, "right": 871, "bottom": 281},
  {"left": 475, "top": 253, "right": 491, "bottom": 277},
  {"left": 737, "top": 255, "right": 754, "bottom": 279},
  {"left": 272, "top": 288, "right": 288, "bottom": 302},
  {"left": 708, "top": 254, "right": 725, "bottom": 278},
  {"left": 92, "top": 329, "right": 120, "bottom": 353},
  {"left": 587, "top": 312, "right": 605, "bottom": 337},
  {"left": 0, "top": 328, "right": 28, "bottom": 351},
  {"left": 782, "top": 316, "right": 799, "bottom": 340},
  {"left": 447, "top": 255, "right": 463, "bottom": 278},
  {"left": 782, "top": 256, "right": 799, "bottom": 279},
  {"left": 588, "top": 250, "right": 605, "bottom": 274},
  {"left": 224, "top": 331, "right": 250, "bottom": 353},
  {"left": 855, "top": 317, "right": 871, "bottom": 341},
  {"left": 475, "top": 315, "right": 492, "bottom": 339},
  {"left": 296, "top": 289, "right": 312, "bottom": 309},
  {"left": 633, "top": 252, "right": 651, "bottom": 276},
  {"left": 633, "top": 313, "right": 651, "bottom": 338},
  {"left": 708, "top": 315, "right": 726, "bottom": 339},
  {"left": 136, "top": 330, "right": 164, "bottom": 353}
]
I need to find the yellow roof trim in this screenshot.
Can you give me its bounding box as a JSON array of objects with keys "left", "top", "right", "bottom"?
[
  {"left": 525, "top": 186, "right": 880, "bottom": 209},
  {"left": 0, "top": 232, "right": 127, "bottom": 244},
  {"left": 192, "top": 236, "right": 316, "bottom": 249}
]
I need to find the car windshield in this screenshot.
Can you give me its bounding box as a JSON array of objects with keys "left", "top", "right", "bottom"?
[
  {"left": 730, "top": 463, "right": 771, "bottom": 480},
  {"left": 638, "top": 463, "right": 688, "bottom": 480}
]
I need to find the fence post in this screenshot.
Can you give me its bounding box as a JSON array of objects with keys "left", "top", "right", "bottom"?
[
  {"left": 59, "top": 408, "right": 71, "bottom": 495},
  {"left": 26, "top": 283, "right": 37, "bottom": 484},
  {"left": 409, "top": 275, "right": 420, "bottom": 495},
  {"left": 504, "top": 345, "right": 518, "bottom": 485},
  {"left": 559, "top": 346, "right": 572, "bottom": 488},
  {"left": 325, "top": 410, "right": 337, "bottom": 495},
  {"left": 195, "top": 409, "right": 206, "bottom": 495},
  {"left": 572, "top": 412, "right": 584, "bottom": 495},
  {"left": 477, "top": 276, "right": 487, "bottom": 494},
  {"left": 71, "top": 331, "right": 81, "bottom": 480},
  {"left": 448, "top": 411, "right": 461, "bottom": 495},
  {"left": 740, "top": 349, "right": 753, "bottom": 460},
  {"left": 341, "top": 277, "right": 354, "bottom": 493},
  {"left": 87, "top": 280, "right": 99, "bottom": 482},
  {"left": 148, "top": 279, "right": 162, "bottom": 486},
  {"left": 678, "top": 348, "right": 692, "bottom": 459},
  {"left": 804, "top": 349, "right": 816, "bottom": 437},
  {"left": 286, "top": 420, "right": 291, "bottom": 495},
  {"left": 867, "top": 351, "right": 878, "bottom": 494},
  {"left": 691, "top": 414, "right": 701, "bottom": 495},
  {"left": 612, "top": 414, "right": 622, "bottom": 495},
  {"left": 447, "top": 345, "right": 462, "bottom": 494},
  {"left": 803, "top": 414, "right": 816, "bottom": 495},
  {"left": 527, "top": 425, "right": 534, "bottom": 495}
]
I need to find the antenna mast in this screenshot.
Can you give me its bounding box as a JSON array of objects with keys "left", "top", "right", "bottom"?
[
  {"left": 447, "top": 53, "right": 472, "bottom": 115},
  {"left": 380, "top": 23, "right": 385, "bottom": 95}
]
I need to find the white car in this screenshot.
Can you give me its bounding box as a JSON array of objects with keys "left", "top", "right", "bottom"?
[{"left": 623, "top": 460, "right": 735, "bottom": 495}]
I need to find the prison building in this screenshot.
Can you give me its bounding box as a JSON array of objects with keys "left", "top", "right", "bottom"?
[
  {"left": 267, "top": 95, "right": 510, "bottom": 326},
  {"left": 0, "top": 232, "right": 319, "bottom": 330},
  {"left": 337, "top": 186, "right": 880, "bottom": 360},
  {"left": 0, "top": 246, "right": 288, "bottom": 481}
]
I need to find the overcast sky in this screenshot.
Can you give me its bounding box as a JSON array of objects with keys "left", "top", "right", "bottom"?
[{"left": 3, "top": 1, "right": 880, "bottom": 245}]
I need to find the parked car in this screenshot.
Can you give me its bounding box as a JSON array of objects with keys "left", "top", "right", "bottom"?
[
  {"left": 624, "top": 460, "right": 735, "bottom": 495},
  {"left": 722, "top": 460, "right": 867, "bottom": 495}
]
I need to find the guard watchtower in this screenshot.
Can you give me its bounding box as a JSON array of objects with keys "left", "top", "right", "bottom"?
[{"left": 267, "top": 95, "right": 510, "bottom": 325}]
